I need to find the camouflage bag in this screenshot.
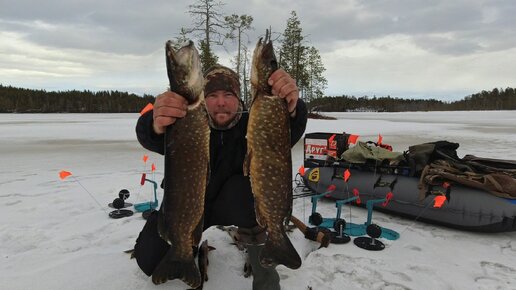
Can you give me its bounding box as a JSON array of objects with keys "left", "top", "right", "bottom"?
[{"left": 419, "top": 159, "right": 516, "bottom": 200}]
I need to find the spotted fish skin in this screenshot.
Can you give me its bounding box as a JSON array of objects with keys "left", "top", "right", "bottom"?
[
  {"left": 245, "top": 30, "right": 302, "bottom": 270},
  {"left": 152, "top": 40, "right": 210, "bottom": 289}
]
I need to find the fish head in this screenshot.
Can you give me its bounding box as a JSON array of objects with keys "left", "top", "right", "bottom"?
[
  {"left": 165, "top": 40, "right": 204, "bottom": 105},
  {"left": 251, "top": 29, "right": 278, "bottom": 97}
]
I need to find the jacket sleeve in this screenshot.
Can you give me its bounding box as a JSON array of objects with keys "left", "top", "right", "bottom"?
[
  {"left": 289, "top": 98, "right": 308, "bottom": 147},
  {"left": 135, "top": 110, "right": 165, "bottom": 155}
]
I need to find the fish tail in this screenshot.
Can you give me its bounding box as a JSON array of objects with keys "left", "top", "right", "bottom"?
[
  {"left": 260, "top": 231, "right": 302, "bottom": 269},
  {"left": 152, "top": 248, "right": 201, "bottom": 288}
]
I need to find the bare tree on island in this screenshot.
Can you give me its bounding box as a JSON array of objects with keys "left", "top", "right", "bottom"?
[
  {"left": 225, "top": 14, "right": 253, "bottom": 103},
  {"left": 225, "top": 14, "right": 253, "bottom": 76},
  {"left": 239, "top": 45, "right": 252, "bottom": 106},
  {"left": 188, "top": 0, "right": 227, "bottom": 71}
]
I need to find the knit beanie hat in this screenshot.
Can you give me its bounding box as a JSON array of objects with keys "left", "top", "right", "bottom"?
[
  {"left": 204, "top": 64, "right": 243, "bottom": 130},
  {"left": 204, "top": 64, "right": 241, "bottom": 99}
]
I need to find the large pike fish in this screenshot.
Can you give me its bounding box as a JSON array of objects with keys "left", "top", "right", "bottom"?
[
  {"left": 244, "top": 30, "right": 302, "bottom": 269},
  {"left": 152, "top": 40, "right": 210, "bottom": 288}
]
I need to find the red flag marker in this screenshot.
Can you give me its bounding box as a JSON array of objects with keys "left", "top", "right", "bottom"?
[
  {"left": 328, "top": 134, "right": 336, "bottom": 144},
  {"left": 382, "top": 192, "right": 393, "bottom": 207},
  {"left": 59, "top": 170, "right": 72, "bottom": 180},
  {"left": 324, "top": 184, "right": 337, "bottom": 198},
  {"left": 377, "top": 134, "right": 383, "bottom": 145},
  {"left": 348, "top": 134, "right": 359, "bottom": 144},
  {"left": 352, "top": 188, "right": 361, "bottom": 204},
  {"left": 343, "top": 169, "right": 351, "bottom": 182},
  {"left": 140, "top": 103, "right": 154, "bottom": 116},
  {"left": 151, "top": 163, "right": 156, "bottom": 172},
  {"left": 143, "top": 154, "right": 149, "bottom": 163}
]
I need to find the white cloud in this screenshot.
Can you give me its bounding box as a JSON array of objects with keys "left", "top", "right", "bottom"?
[
  {"left": 322, "top": 34, "right": 516, "bottom": 99},
  {"left": 1, "top": 0, "right": 515, "bottom": 100},
  {"left": 0, "top": 30, "right": 167, "bottom": 94}
]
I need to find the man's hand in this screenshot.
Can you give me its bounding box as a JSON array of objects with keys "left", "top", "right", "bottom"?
[
  {"left": 268, "top": 69, "right": 299, "bottom": 117},
  {"left": 152, "top": 91, "right": 188, "bottom": 134}
]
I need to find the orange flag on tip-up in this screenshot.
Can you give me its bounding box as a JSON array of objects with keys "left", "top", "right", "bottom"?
[
  {"left": 151, "top": 163, "right": 156, "bottom": 172},
  {"left": 298, "top": 165, "right": 306, "bottom": 176},
  {"left": 343, "top": 169, "right": 351, "bottom": 182},
  {"left": 433, "top": 195, "right": 447, "bottom": 208},
  {"left": 377, "top": 134, "right": 383, "bottom": 145},
  {"left": 59, "top": 170, "right": 72, "bottom": 180},
  {"left": 143, "top": 154, "right": 149, "bottom": 163},
  {"left": 348, "top": 134, "right": 359, "bottom": 144},
  {"left": 140, "top": 103, "right": 154, "bottom": 116}
]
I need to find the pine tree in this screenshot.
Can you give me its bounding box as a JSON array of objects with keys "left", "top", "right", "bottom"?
[
  {"left": 305, "top": 46, "right": 327, "bottom": 104},
  {"left": 278, "top": 11, "right": 328, "bottom": 103},
  {"left": 199, "top": 39, "right": 219, "bottom": 71},
  {"left": 279, "top": 11, "right": 306, "bottom": 86}
]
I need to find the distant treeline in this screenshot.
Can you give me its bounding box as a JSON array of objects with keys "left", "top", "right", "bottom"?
[
  {"left": 0, "top": 84, "right": 155, "bottom": 113},
  {"left": 309, "top": 87, "right": 516, "bottom": 112},
  {"left": 1, "top": 84, "right": 515, "bottom": 113}
]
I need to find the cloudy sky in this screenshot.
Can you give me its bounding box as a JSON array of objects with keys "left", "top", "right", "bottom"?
[{"left": 1, "top": 0, "right": 515, "bottom": 100}]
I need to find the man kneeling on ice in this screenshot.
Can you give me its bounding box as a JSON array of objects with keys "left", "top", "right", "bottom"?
[{"left": 134, "top": 64, "right": 307, "bottom": 290}]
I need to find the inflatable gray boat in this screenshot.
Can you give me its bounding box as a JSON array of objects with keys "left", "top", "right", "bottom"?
[{"left": 301, "top": 132, "right": 516, "bottom": 232}]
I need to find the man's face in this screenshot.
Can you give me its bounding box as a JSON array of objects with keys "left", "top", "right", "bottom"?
[{"left": 205, "top": 90, "right": 240, "bottom": 127}]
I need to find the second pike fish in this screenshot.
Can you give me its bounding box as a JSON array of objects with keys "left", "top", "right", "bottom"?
[
  {"left": 244, "top": 30, "right": 302, "bottom": 270},
  {"left": 152, "top": 40, "right": 210, "bottom": 289}
]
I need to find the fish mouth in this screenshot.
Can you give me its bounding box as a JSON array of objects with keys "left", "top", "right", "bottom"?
[
  {"left": 165, "top": 40, "right": 195, "bottom": 64},
  {"left": 258, "top": 30, "right": 278, "bottom": 71},
  {"left": 251, "top": 29, "right": 278, "bottom": 96},
  {"left": 165, "top": 40, "right": 203, "bottom": 104}
]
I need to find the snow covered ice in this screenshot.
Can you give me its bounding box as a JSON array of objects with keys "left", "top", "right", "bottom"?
[{"left": 1, "top": 111, "right": 515, "bottom": 290}]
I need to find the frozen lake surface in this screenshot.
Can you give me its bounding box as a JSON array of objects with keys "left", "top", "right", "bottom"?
[{"left": 1, "top": 111, "right": 515, "bottom": 290}]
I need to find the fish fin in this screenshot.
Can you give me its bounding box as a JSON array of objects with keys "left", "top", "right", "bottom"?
[
  {"left": 254, "top": 203, "right": 267, "bottom": 228},
  {"left": 152, "top": 249, "right": 201, "bottom": 288},
  {"left": 124, "top": 248, "right": 137, "bottom": 259},
  {"left": 243, "top": 149, "right": 252, "bottom": 176},
  {"left": 260, "top": 231, "right": 301, "bottom": 270},
  {"left": 192, "top": 217, "right": 204, "bottom": 247},
  {"left": 197, "top": 240, "right": 211, "bottom": 284},
  {"left": 205, "top": 161, "right": 211, "bottom": 188},
  {"left": 156, "top": 208, "right": 169, "bottom": 242}
]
